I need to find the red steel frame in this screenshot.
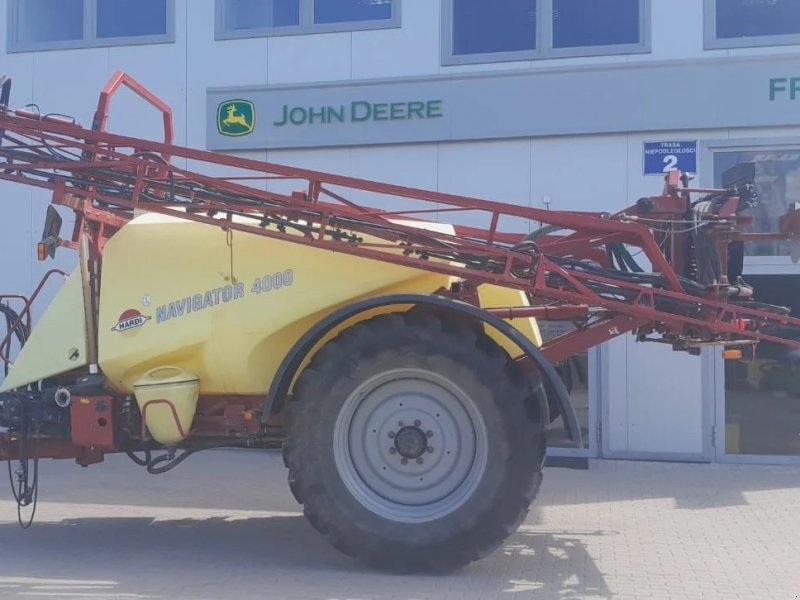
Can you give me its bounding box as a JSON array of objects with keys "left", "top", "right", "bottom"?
[
  {"left": 0, "top": 269, "right": 66, "bottom": 367},
  {"left": 2, "top": 71, "right": 800, "bottom": 368}
]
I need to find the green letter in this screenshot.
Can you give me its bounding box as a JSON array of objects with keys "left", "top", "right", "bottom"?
[
  {"left": 351, "top": 101, "right": 371, "bottom": 122},
  {"left": 390, "top": 102, "right": 407, "bottom": 120},
  {"left": 289, "top": 107, "right": 307, "bottom": 125},
  {"left": 273, "top": 104, "right": 289, "bottom": 127},
  {"left": 791, "top": 77, "right": 800, "bottom": 101},
  {"left": 372, "top": 103, "right": 389, "bottom": 121},
  {"left": 770, "top": 78, "right": 787, "bottom": 101},
  {"left": 308, "top": 106, "right": 326, "bottom": 125},
  {"left": 407, "top": 101, "right": 425, "bottom": 119},
  {"left": 426, "top": 100, "right": 443, "bottom": 118},
  {"left": 327, "top": 106, "right": 345, "bottom": 123}
]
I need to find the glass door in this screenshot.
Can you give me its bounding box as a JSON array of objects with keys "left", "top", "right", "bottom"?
[{"left": 705, "top": 140, "right": 800, "bottom": 464}]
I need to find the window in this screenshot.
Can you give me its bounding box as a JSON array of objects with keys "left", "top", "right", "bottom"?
[
  {"left": 723, "top": 275, "right": 800, "bottom": 458},
  {"left": 7, "top": 0, "right": 174, "bottom": 52},
  {"left": 223, "top": 0, "right": 301, "bottom": 31},
  {"left": 96, "top": 0, "right": 169, "bottom": 39},
  {"left": 314, "top": 0, "right": 393, "bottom": 24},
  {"left": 443, "top": 0, "right": 649, "bottom": 65},
  {"left": 713, "top": 149, "right": 800, "bottom": 259},
  {"left": 705, "top": 0, "right": 800, "bottom": 49},
  {"left": 216, "top": 0, "right": 400, "bottom": 40},
  {"left": 552, "top": 0, "right": 640, "bottom": 49},
  {"left": 453, "top": 0, "right": 537, "bottom": 56}
]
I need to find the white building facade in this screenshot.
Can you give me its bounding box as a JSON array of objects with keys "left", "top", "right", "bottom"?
[{"left": 1, "top": 0, "right": 799, "bottom": 464}]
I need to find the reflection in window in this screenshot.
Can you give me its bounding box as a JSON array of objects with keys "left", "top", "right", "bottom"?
[
  {"left": 714, "top": 150, "right": 800, "bottom": 257},
  {"left": 223, "top": 0, "right": 300, "bottom": 30},
  {"left": 97, "top": 0, "right": 167, "bottom": 38},
  {"left": 17, "top": 0, "right": 84, "bottom": 44},
  {"left": 716, "top": 0, "right": 800, "bottom": 40},
  {"left": 553, "top": 0, "right": 640, "bottom": 48},
  {"left": 314, "top": 0, "right": 393, "bottom": 24},
  {"left": 724, "top": 275, "right": 800, "bottom": 456},
  {"left": 453, "top": 0, "right": 537, "bottom": 56}
]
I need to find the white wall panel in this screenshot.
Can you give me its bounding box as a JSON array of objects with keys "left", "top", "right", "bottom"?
[
  {"left": 649, "top": 0, "right": 720, "bottom": 61},
  {"left": 346, "top": 143, "right": 438, "bottom": 214},
  {"left": 606, "top": 335, "right": 704, "bottom": 456},
  {"left": 30, "top": 48, "right": 111, "bottom": 125},
  {"left": 267, "top": 33, "right": 351, "bottom": 84},
  {"left": 727, "top": 126, "right": 800, "bottom": 140},
  {"left": 437, "top": 139, "right": 532, "bottom": 231},
  {"left": 352, "top": 0, "right": 439, "bottom": 79},
  {"left": 185, "top": 0, "right": 268, "bottom": 151},
  {"left": 266, "top": 147, "right": 351, "bottom": 196},
  {"left": 107, "top": 1, "right": 188, "bottom": 146},
  {"left": 530, "top": 134, "right": 628, "bottom": 213}
]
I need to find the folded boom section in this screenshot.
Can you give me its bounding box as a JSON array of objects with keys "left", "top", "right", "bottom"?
[{"left": 2, "top": 71, "right": 800, "bottom": 360}]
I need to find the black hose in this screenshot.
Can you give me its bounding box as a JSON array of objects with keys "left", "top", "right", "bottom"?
[
  {"left": 0, "top": 303, "right": 29, "bottom": 377},
  {"left": 5, "top": 408, "right": 40, "bottom": 529},
  {"left": 125, "top": 449, "right": 152, "bottom": 467},
  {"left": 146, "top": 449, "right": 195, "bottom": 474}
]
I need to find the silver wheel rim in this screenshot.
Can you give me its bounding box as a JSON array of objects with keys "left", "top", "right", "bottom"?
[{"left": 333, "top": 368, "right": 488, "bottom": 524}]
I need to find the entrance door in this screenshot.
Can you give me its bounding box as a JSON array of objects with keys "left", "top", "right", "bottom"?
[
  {"left": 705, "top": 141, "right": 800, "bottom": 465},
  {"left": 601, "top": 335, "right": 713, "bottom": 461}
]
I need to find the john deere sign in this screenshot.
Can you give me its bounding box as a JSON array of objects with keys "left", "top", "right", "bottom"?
[
  {"left": 207, "top": 54, "right": 800, "bottom": 151},
  {"left": 273, "top": 100, "right": 443, "bottom": 127},
  {"left": 217, "top": 100, "right": 255, "bottom": 136}
]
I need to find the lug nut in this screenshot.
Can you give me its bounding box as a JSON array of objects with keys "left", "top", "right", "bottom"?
[
  {"left": 414, "top": 419, "right": 421, "bottom": 427},
  {"left": 401, "top": 458, "right": 408, "bottom": 465},
  {"left": 388, "top": 431, "right": 396, "bottom": 438},
  {"left": 416, "top": 458, "right": 424, "bottom": 465},
  {"left": 389, "top": 447, "right": 397, "bottom": 454},
  {"left": 427, "top": 446, "right": 434, "bottom": 453},
  {"left": 426, "top": 430, "right": 433, "bottom": 438}
]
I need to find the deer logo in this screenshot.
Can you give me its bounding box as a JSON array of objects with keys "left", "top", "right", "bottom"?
[{"left": 217, "top": 100, "right": 255, "bottom": 136}]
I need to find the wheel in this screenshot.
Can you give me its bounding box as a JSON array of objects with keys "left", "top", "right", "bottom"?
[{"left": 282, "top": 312, "right": 547, "bottom": 572}]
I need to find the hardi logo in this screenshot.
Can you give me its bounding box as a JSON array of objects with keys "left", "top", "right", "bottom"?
[
  {"left": 217, "top": 100, "right": 255, "bottom": 136},
  {"left": 112, "top": 309, "right": 151, "bottom": 333}
]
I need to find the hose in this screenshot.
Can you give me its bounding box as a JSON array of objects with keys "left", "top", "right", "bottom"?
[{"left": 0, "top": 303, "right": 29, "bottom": 377}]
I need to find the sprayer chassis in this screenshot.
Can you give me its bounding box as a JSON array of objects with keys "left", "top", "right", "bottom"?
[{"left": 2, "top": 72, "right": 800, "bottom": 570}]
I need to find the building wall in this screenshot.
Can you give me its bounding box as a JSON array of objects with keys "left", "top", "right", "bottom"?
[{"left": 2, "top": 0, "right": 799, "bottom": 459}]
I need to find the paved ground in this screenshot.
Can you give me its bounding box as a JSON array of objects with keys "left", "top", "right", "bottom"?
[{"left": 0, "top": 450, "right": 799, "bottom": 600}]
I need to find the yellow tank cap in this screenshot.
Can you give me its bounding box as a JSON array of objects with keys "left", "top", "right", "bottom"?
[{"left": 133, "top": 366, "right": 199, "bottom": 446}]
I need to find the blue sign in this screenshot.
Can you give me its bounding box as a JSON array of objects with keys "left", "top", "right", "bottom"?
[{"left": 643, "top": 141, "right": 697, "bottom": 175}]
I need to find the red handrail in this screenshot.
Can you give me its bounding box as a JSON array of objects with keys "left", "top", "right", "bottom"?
[{"left": 0, "top": 269, "right": 67, "bottom": 366}]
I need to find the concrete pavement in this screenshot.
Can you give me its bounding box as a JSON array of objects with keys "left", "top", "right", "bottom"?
[{"left": 1, "top": 450, "right": 799, "bottom": 600}]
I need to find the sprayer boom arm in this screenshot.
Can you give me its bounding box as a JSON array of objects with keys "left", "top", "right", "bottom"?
[{"left": 2, "top": 71, "right": 800, "bottom": 360}]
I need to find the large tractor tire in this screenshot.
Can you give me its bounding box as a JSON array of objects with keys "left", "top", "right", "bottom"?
[{"left": 282, "top": 312, "right": 547, "bottom": 572}]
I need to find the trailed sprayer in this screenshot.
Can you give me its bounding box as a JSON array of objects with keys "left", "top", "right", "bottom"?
[{"left": 1, "top": 73, "right": 799, "bottom": 571}]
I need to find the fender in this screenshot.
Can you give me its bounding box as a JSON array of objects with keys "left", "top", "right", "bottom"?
[{"left": 263, "top": 294, "right": 582, "bottom": 447}]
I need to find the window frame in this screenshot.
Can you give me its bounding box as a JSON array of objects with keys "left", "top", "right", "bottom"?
[
  {"left": 6, "top": 0, "right": 175, "bottom": 53},
  {"left": 700, "top": 137, "right": 800, "bottom": 274},
  {"left": 442, "top": 0, "right": 650, "bottom": 66},
  {"left": 703, "top": 0, "right": 800, "bottom": 50},
  {"left": 215, "top": 0, "right": 401, "bottom": 41}
]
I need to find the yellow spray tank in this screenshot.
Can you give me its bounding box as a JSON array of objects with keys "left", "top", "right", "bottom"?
[{"left": 3, "top": 212, "right": 541, "bottom": 403}]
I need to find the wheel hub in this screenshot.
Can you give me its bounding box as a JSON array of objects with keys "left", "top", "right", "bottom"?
[
  {"left": 394, "top": 426, "right": 427, "bottom": 459},
  {"left": 333, "top": 368, "right": 488, "bottom": 523}
]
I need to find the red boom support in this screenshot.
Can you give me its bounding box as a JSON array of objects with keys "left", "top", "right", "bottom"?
[{"left": 2, "top": 71, "right": 800, "bottom": 363}]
